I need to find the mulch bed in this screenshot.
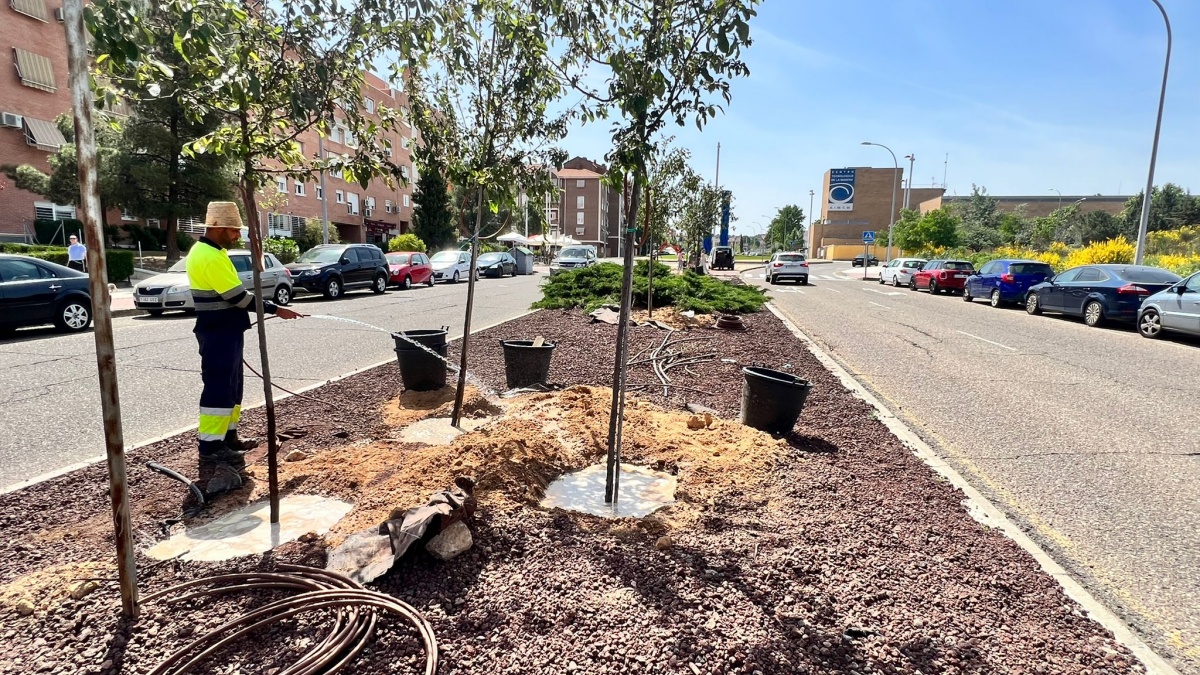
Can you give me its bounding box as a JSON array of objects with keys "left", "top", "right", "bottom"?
[{"left": 0, "top": 308, "right": 1143, "bottom": 674}]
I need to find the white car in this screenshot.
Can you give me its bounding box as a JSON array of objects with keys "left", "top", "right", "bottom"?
[
  {"left": 134, "top": 251, "right": 292, "bottom": 316},
  {"left": 878, "top": 257, "right": 928, "bottom": 288},
  {"left": 430, "top": 250, "right": 474, "bottom": 283},
  {"left": 766, "top": 252, "right": 809, "bottom": 284}
]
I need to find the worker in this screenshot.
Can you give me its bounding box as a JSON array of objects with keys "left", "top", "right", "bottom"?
[{"left": 188, "top": 202, "right": 303, "bottom": 494}]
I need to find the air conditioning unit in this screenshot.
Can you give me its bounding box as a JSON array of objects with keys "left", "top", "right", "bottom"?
[
  {"left": 55, "top": 7, "right": 65, "bottom": 21},
  {"left": 1, "top": 112, "right": 23, "bottom": 128},
  {"left": 385, "top": 205, "right": 394, "bottom": 214}
]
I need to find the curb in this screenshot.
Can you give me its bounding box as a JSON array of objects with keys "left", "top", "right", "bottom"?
[
  {"left": 765, "top": 302, "right": 1181, "bottom": 675},
  {"left": 0, "top": 308, "right": 543, "bottom": 495}
]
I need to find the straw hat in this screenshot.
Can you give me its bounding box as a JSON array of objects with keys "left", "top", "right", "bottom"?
[{"left": 204, "top": 201, "right": 243, "bottom": 229}]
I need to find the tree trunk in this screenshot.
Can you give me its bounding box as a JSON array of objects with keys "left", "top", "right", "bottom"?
[
  {"left": 644, "top": 186, "right": 653, "bottom": 320},
  {"left": 451, "top": 187, "right": 485, "bottom": 426},
  {"left": 605, "top": 171, "right": 641, "bottom": 503},
  {"left": 164, "top": 113, "right": 181, "bottom": 263}
]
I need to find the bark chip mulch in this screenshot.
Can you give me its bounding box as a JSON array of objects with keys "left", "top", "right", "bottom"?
[{"left": 0, "top": 308, "right": 1144, "bottom": 674}]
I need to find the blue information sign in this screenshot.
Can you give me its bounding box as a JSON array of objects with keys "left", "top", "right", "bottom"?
[{"left": 862, "top": 230, "right": 876, "bottom": 243}]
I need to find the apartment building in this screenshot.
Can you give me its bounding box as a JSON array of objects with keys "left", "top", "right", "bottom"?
[
  {"left": 0, "top": 2, "right": 414, "bottom": 245},
  {"left": 0, "top": 0, "right": 76, "bottom": 237},
  {"left": 552, "top": 156, "right": 622, "bottom": 256}
]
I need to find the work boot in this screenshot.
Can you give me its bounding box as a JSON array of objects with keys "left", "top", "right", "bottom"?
[
  {"left": 200, "top": 443, "right": 247, "bottom": 469},
  {"left": 224, "top": 432, "right": 259, "bottom": 452},
  {"left": 203, "top": 462, "right": 244, "bottom": 496}
]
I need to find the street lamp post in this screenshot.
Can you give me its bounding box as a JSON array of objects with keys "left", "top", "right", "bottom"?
[
  {"left": 807, "top": 189, "right": 814, "bottom": 253},
  {"left": 861, "top": 141, "right": 899, "bottom": 262},
  {"left": 904, "top": 154, "right": 915, "bottom": 209},
  {"left": 1049, "top": 188, "right": 1062, "bottom": 210},
  {"left": 1135, "top": 0, "right": 1172, "bottom": 265}
]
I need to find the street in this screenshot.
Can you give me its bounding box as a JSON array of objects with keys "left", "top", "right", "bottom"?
[
  {"left": 752, "top": 262, "right": 1200, "bottom": 672},
  {"left": 0, "top": 274, "right": 545, "bottom": 490}
]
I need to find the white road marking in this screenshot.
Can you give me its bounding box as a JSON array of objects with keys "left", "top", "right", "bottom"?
[
  {"left": 868, "top": 301, "right": 892, "bottom": 310},
  {"left": 772, "top": 288, "right": 806, "bottom": 294},
  {"left": 862, "top": 287, "right": 905, "bottom": 297},
  {"left": 956, "top": 330, "right": 1017, "bottom": 351},
  {"left": 825, "top": 288, "right": 842, "bottom": 294}
]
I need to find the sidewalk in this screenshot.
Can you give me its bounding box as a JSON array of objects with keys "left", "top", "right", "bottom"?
[
  {"left": 837, "top": 265, "right": 881, "bottom": 281},
  {"left": 109, "top": 288, "right": 141, "bottom": 317}
]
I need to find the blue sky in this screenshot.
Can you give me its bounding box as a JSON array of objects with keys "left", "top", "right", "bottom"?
[{"left": 562, "top": 0, "right": 1200, "bottom": 233}]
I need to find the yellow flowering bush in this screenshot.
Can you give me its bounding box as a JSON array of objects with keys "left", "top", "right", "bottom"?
[
  {"left": 1144, "top": 254, "right": 1200, "bottom": 276},
  {"left": 1062, "top": 237, "right": 1135, "bottom": 270}
]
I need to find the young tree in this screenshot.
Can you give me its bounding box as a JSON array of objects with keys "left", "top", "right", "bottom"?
[
  {"left": 554, "top": 0, "right": 760, "bottom": 500},
  {"left": 953, "top": 185, "right": 1002, "bottom": 252},
  {"left": 894, "top": 207, "right": 959, "bottom": 251},
  {"left": 401, "top": 0, "right": 569, "bottom": 425},
  {"left": 768, "top": 204, "right": 804, "bottom": 251},
  {"left": 635, "top": 144, "right": 698, "bottom": 253},
  {"left": 411, "top": 159, "right": 457, "bottom": 251},
  {"left": 91, "top": 0, "right": 415, "bottom": 522}
]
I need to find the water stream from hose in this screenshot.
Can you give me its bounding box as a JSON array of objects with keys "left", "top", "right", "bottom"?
[{"left": 305, "top": 314, "right": 499, "bottom": 398}]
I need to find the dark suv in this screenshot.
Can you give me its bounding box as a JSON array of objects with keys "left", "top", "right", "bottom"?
[{"left": 285, "top": 244, "right": 389, "bottom": 299}]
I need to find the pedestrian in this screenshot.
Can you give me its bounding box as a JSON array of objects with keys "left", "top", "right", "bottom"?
[
  {"left": 187, "top": 202, "right": 304, "bottom": 495},
  {"left": 66, "top": 234, "right": 86, "bottom": 272}
]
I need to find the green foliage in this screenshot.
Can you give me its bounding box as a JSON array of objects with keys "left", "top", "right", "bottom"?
[
  {"left": 636, "top": 144, "right": 700, "bottom": 249},
  {"left": 533, "top": 260, "right": 766, "bottom": 314},
  {"left": 894, "top": 207, "right": 960, "bottom": 251},
  {"left": 768, "top": 205, "right": 804, "bottom": 251},
  {"left": 293, "top": 219, "right": 341, "bottom": 252},
  {"left": 17, "top": 247, "right": 135, "bottom": 282},
  {"left": 387, "top": 233, "right": 427, "bottom": 253},
  {"left": 264, "top": 237, "right": 300, "bottom": 264},
  {"left": 122, "top": 224, "right": 167, "bottom": 250},
  {"left": 412, "top": 162, "right": 458, "bottom": 251},
  {"left": 1120, "top": 183, "right": 1200, "bottom": 234},
  {"left": 176, "top": 230, "right": 196, "bottom": 253},
  {"left": 952, "top": 184, "right": 1001, "bottom": 251}
]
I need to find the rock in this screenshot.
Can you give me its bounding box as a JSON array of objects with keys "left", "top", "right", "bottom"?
[
  {"left": 426, "top": 521, "right": 473, "bottom": 561},
  {"left": 654, "top": 536, "right": 674, "bottom": 551},
  {"left": 68, "top": 580, "right": 99, "bottom": 601},
  {"left": 16, "top": 598, "right": 36, "bottom": 616},
  {"left": 285, "top": 449, "right": 308, "bottom": 462},
  {"left": 686, "top": 415, "right": 706, "bottom": 430},
  {"left": 297, "top": 531, "right": 320, "bottom": 543}
]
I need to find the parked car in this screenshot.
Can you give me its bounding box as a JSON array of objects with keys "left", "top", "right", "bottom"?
[
  {"left": 1138, "top": 272, "right": 1200, "bottom": 339},
  {"left": 286, "top": 243, "right": 389, "bottom": 299},
  {"left": 711, "top": 246, "right": 735, "bottom": 270},
  {"left": 963, "top": 259, "right": 1054, "bottom": 307},
  {"left": 767, "top": 251, "right": 809, "bottom": 284},
  {"left": 910, "top": 259, "right": 975, "bottom": 294},
  {"left": 852, "top": 253, "right": 879, "bottom": 267},
  {"left": 386, "top": 251, "right": 434, "bottom": 289},
  {"left": 0, "top": 254, "right": 92, "bottom": 334},
  {"left": 477, "top": 251, "right": 517, "bottom": 278},
  {"left": 430, "top": 250, "right": 474, "bottom": 283},
  {"left": 550, "top": 246, "right": 598, "bottom": 276},
  {"left": 1025, "top": 264, "right": 1182, "bottom": 327},
  {"left": 878, "top": 258, "right": 927, "bottom": 287},
  {"left": 135, "top": 251, "right": 292, "bottom": 315}
]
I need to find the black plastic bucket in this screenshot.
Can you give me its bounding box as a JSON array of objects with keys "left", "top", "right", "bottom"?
[
  {"left": 393, "top": 328, "right": 449, "bottom": 391},
  {"left": 501, "top": 339, "right": 556, "bottom": 389},
  {"left": 740, "top": 366, "right": 813, "bottom": 434}
]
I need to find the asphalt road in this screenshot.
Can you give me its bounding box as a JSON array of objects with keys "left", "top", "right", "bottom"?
[
  {"left": 0, "top": 273, "right": 546, "bottom": 490},
  {"left": 752, "top": 263, "right": 1200, "bottom": 673}
]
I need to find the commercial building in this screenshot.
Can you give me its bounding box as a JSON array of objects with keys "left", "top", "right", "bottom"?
[
  {"left": 0, "top": 0, "right": 414, "bottom": 244},
  {"left": 917, "top": 194, "right": 1130, "bottom": 219},
  {"left": 547, "top": 157, "right": 622, "bottom": 257}
]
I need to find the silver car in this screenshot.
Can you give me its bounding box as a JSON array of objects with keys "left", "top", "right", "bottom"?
[
  {"left": 430, "top": 250, "right": 475, "bottom": 283},
  {"left": 1137, "top": 271, "right": 1200, "bottom": 339},
  {"left": 767, "top": 251, "right": 809, "bottom": 284},
  {"left": 134, "top": 251, "right": 292, "bottom": 316},
  {"left": 879, "top": 257, "right": 928, "bottom": 288},
  {"left": 550, "top": 246, "right": 598, "bottom": 276}
]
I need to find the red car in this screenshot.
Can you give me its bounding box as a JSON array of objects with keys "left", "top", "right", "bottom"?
[
  {"left": 386, "top": 251, "right": 434, "bottom": 289},
  {"left": 910, "top": 259, "right": 975, "bottom": 294}
]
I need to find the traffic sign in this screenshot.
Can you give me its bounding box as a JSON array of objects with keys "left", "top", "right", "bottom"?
[{"left": 862, "top": 230, "right": 876, "bottom": 243}]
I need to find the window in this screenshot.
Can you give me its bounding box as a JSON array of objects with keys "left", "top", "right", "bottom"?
[
  {"left": 267, "top": 213, "right": 292, "bottom": 236},
  {"left": 342, "top": 248, "right": 360, "bottom": 263},
  {"left": 576, "top": 211, "right": 584, "bottom": 225},
  {"left": 385, "top": 200, "right": 394, "bottom": 214},
  {"left": 290, "top": 215, "right": 305, "bottom": 232},
  {"left": 345, "top": 129, "right": 358, "bottom": 148},
  {"left": 13, "top": 48, "right": 56, "bottom": 92},
  {"left": 145, "top": 219, "right": 161, "bottom": 228},
  {"left": 1010, "top": 263, "right": 1053, "bottom": 276},
  {"left": 401, "top": 136, "right": 410, "bottom": 149},
  {"left": 400, "top": 165, "right": 409, "bottom": 181},
  {"left": 575, "top": 227, "right": 585, "bottom": 236},
  {"left": 1054, "top": 268, "right": 1082, "bottom": 283},
  {"left": 34, "top": 202, "right": 76, "bottom": 221},
  {"left": 295, "top": 182, "right": 306, "bottom": 196},
  {"left": 548, "top": 208, "right": 558, "bottom": 223},
  {"left": 230, "top": 255, "right": 253, "bottom": 274},
  {"left": 264, "top": 255, "right": 275, "bottom": 269},
  {"left": 276, "top": 176, "right": 287, "bottom": 194},
  {"left": 978, "top": 262, "right": 996, "bottom": 275},
  {"left": 364, "top": 97, "right": 375, "bottom": 113},
  {"left": 0, "top": 259, "right": 49, "bottom": 282},
  {"left": 403, "top": 195, "right": 410, "bottom": 208},
  {"left": 316, "top": 186, "right": 324, "bottom": 201},
  {"left": 121, "top": 208, "right": 137, "bottom": 221},
  {"left": 364, "top": 197, "right": 375, "bottom": 217},
  {"left": 400, "top": 106, "right": 410, "bottom": 125},
  {"left": 576, "top": 195, "right": 584, "bottom": 209},
  {"left": 347, "top": 192, "right": 360, "bottom": 215},
  {"left": 11, "top": 0, "right": 50, "bottom": 21},
  {"left": 1075, "top": 268, "right": 1106, "bottom": 283},
  {"left": 576, "top": 179, "right": 585, "bottom": 188},
  {"left": 1185, "top": 275, "right": 1200, "bottom": 293},
  {"left": 384, "top": 143, "right": 393, "bottom": 157},
  {"left": 335, "top": 190, "right": 345, "bottom": 204}
]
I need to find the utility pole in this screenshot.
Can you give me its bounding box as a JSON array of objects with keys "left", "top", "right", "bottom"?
[
  {"left": 64, "top": 0, "right": 138, "bottom": 619},
  {"left": 904, "top": 154, "right": 916, "bottom": 209},
  {"left": 1135, "top": 0, "right": 1172, "bottom": 265},
  {"left": 318, "top": 136, "right": 330, "bottom": 244}
]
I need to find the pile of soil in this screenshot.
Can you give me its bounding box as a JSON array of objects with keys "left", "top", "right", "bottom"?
[{"left": 0, "top": 308, "right": 1149, "bottom": 674}]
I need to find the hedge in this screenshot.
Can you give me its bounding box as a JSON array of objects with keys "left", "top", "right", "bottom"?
[{"left": 2, "top": 244, "right": 135, "bottom": 282}]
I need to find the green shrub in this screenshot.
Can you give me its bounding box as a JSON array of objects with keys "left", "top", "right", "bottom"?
[
  {"left": 387, "top": 233, "right": 427, "bottom": 253},
  {"left": 533, "top": 260, "right": 767, "bottom": 314},
  {"left": 176, "top": 230, "right": 196, "bottom": 253},
  {"left": 264, "top": 236, "right": 300, "bottom": 264},
  {"left": 21, "top": 248, "right": 134, "bottom": 282}
]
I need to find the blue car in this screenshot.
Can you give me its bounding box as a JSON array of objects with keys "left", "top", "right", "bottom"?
[
  {"left": 963, "top": 259, "right": 1054, "bottom": 307},
  {"left": 1025, "top": 264, "right": 1182, "bottom": 327}
]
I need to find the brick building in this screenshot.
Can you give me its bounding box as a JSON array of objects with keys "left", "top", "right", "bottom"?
[
  {"left": 551, "top": 156, "right": 622, "bottom": 256},
  {"left": 918, "top": 194, "right": 1130, "bottom": 219},
  {"left": 0, "top": 1, "right": 414, "bottom": 245},
  {"left": 809, "top": 167, "right": 943, "bottom": 259}
]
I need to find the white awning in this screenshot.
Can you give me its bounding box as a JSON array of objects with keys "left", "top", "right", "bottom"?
[
  {"left": 496, "top": 231, "right": 528, "bottom": 245},
  {"left": 13, "top": 48, "right": 56, "bottom": 92},
  {"left": 11, "top": 0, "right": 49, "bottom": 21}
]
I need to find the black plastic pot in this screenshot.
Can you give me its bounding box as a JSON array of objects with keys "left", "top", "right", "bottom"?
[
  {"left": 393, "top": 328, "right": 449, "bottom": 391},
  {"left": 501, "top": 339, "right": 556, "bottom": 389},
  {"left": 740, "top": 366, "right": 813, "bottom": 434}
]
